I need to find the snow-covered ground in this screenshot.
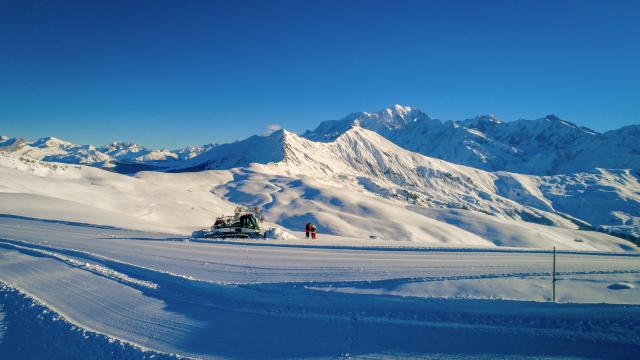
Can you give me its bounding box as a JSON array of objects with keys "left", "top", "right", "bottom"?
[
  {"left": 0, "top": 153, "right": 237, "bottom": 234},
  {"left": 4, "top": 106, "right": 640, "bottom": 240},
  {"left": 2, "top": 110, "right": 640, "bottom": 358},
  {"left": 1, "top": 131, "right": 638, "bottom": 249},
  {"left": 1, "top": 216, "right": 639, "bottom": 358}
]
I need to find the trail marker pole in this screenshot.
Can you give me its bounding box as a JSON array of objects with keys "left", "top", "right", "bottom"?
[{"left": 552, "top": 246, "right": 556, "bottom": 302}]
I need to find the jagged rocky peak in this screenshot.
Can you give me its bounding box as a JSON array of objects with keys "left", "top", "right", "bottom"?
[
  {"left": 303, "top": 104, "right": 434, "bottom": 142},
  {"left": 353, "top": 104, "right": 431, "bottom": 128},
  {"left": 539, "top": 114, "right": 584, "bottom": 130},
  {"left": 100, "top": 141, "right": 146, "bottom": 152},
  {"left": 305, "top": 105, "right": 640, "bottom": 175},
  {"left": 382, "top": 104, "right": 414, "bottom": 121},
  {"left": 462, "top": 114, "right": 502, "bottom": 131}
]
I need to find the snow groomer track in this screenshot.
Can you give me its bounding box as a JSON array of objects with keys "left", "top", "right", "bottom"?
[{"left": 1, "top": 215, "right": 639, "bottom": 359}]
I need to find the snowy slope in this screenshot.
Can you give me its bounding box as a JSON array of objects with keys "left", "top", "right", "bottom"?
[
  {"left": 304, "top": 105, "right": 640, "bottom": 175},
  {"left": 496, "top": 169, "right": 640, "bottom": 237},
  {"left": 1, "top": 145, "right": 635, "bottom": 250},
  {"left": 0, "top": 153, "right": 236, "bottom": 233},
  {"left": 167, "top": 126, "right": 639, "bottom": 244},
  {"left": 2, "top": 114, "right": 639, "bottom": 246}
]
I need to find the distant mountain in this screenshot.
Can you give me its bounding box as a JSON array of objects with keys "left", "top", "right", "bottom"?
[
  {"left": 166, "top": 126, "right": 639, "bottom": 241},
  {"left": 5, "top": 105, "right": 638, "bottom": 176},
  {"left": 0, "top": 135, "right": 216, "bottom": 170},
  {"left": 2, "top": 106, "right": 639, "bottom": 240},
  {"left": 304, "top": 105, "right": 640, "bottom": 175},
  {"left": 306, "top": 104, "right": 436, "bottom": 140}
]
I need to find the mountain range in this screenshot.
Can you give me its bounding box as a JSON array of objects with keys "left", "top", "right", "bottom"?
[
  {"left": 304, "top": 105, "right": 640, "bottom": 175},
  {"left": 4, "top": 105, "right": 638, "bottom": 176},
  {"left": 2, "top": 105, "right": 639, "bottom": 242},
  {"left": 0, "top": 134, "right": 216, "bottom": 171}
]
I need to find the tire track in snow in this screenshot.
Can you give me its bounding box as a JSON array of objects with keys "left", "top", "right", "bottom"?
[
  {"left": 188, "top": 237, "right": 640, "bottom": 257},
  {"left": 0, "top": 283, "right": 183, "bottom": 360},
  {"left": 3, "top": 237, "right": 639, "bottom": 290},
  {"left": 0, "top": 241, "right": 158, "bottom": 289},
  {"left": 0, "top": 250, "right": 205, "bottom": 358},
  {"left": 2, "top": 237, "right": 640, "bottom": 358}
]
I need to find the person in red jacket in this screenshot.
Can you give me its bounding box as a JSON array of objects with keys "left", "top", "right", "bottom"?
[
  {"left": 305, "top": 222, "right": 310, "bottom": 239},
  {"left": 310, "top": 224, "right": 317, "bottom": 240}
]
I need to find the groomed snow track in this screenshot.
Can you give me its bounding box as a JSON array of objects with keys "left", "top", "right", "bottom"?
[{"left": 1, "top": 216, "right": 640, "bottom": 359}]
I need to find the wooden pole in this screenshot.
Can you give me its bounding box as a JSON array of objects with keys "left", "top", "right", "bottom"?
[{"left": 552, "top": 246, "right": 556, "bottom": 302}]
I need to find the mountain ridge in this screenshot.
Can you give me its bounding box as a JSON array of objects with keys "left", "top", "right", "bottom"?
[
  {"left": 160, "top": 125, "right": 639, "bottom": 241},
  {"left": 3, "top": 105, "right": 638, "bottom": 175},
  {"left": 2, "top": 121, "right": 639, "bottom": 243},
  {"left": 0, "top": 135, "right": 217, "bottom": 168},
  {"left": 304, "top": 106, "right": 640, "bottom": 175}
]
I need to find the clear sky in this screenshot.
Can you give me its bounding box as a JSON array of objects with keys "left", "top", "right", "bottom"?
[{"left": 1, "top": 0, "right": 639, "bottom": 149}]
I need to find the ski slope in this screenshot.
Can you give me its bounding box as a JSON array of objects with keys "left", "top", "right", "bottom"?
[{"left": 1, "top": 216, "right": 640, "bottom": 359}]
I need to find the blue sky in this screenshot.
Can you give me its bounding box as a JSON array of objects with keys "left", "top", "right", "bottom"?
[{"left": 1, "top": 0, "right": 639, "bottom": 149}]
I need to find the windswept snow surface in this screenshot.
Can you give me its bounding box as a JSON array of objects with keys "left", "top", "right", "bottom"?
[{"left": 1, "top": 216, "right": 640, "bottom": 359}]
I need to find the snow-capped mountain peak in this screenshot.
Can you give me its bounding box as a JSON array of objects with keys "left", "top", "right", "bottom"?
[
  {"left": 383, "top": 104, "right": 414, "bottom": 121},
  {"left": 539, "top": 114, "right": 581, "bottom": 129},
  {"left": 363, "top": 104, "right": 428, "bottom": 128},
  {"left": 31, "top": 136, "right": 76, "bottom": 148},
  {"left": 3, "top": 112, "right": 639, "bottom": 243},
  {"left": 304, "top": 104, "right": 434, "bottom": 142},
  {"left": 0, "top": 134, "right": 218, "bottom": 168},
  {"left": 461, "top": 114, "right": 502, "bottom": 131},
  {"left": 98, "top": 141, "right": 147, "bottom": 160},
  {"left": 166, "top": 125, "right": 638, "bottom": 242},
  {"left": 306, "top": 106, "right": 640, "bottom": 175}
]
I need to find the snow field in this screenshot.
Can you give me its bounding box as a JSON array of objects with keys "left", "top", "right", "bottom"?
[
  {"left": 1, "top": 106, "right": 640, "bottom": 358},
  {"left": 1, "top": 217, "right": 640, "bottom": 358}
]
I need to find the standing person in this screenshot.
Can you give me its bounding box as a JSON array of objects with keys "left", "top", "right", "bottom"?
[
  {"left": 305, "top": 222, "right": 310, "bottom": 239},
  {"left": 310, "top": 224, "right": 317, "bottom": 240}
]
